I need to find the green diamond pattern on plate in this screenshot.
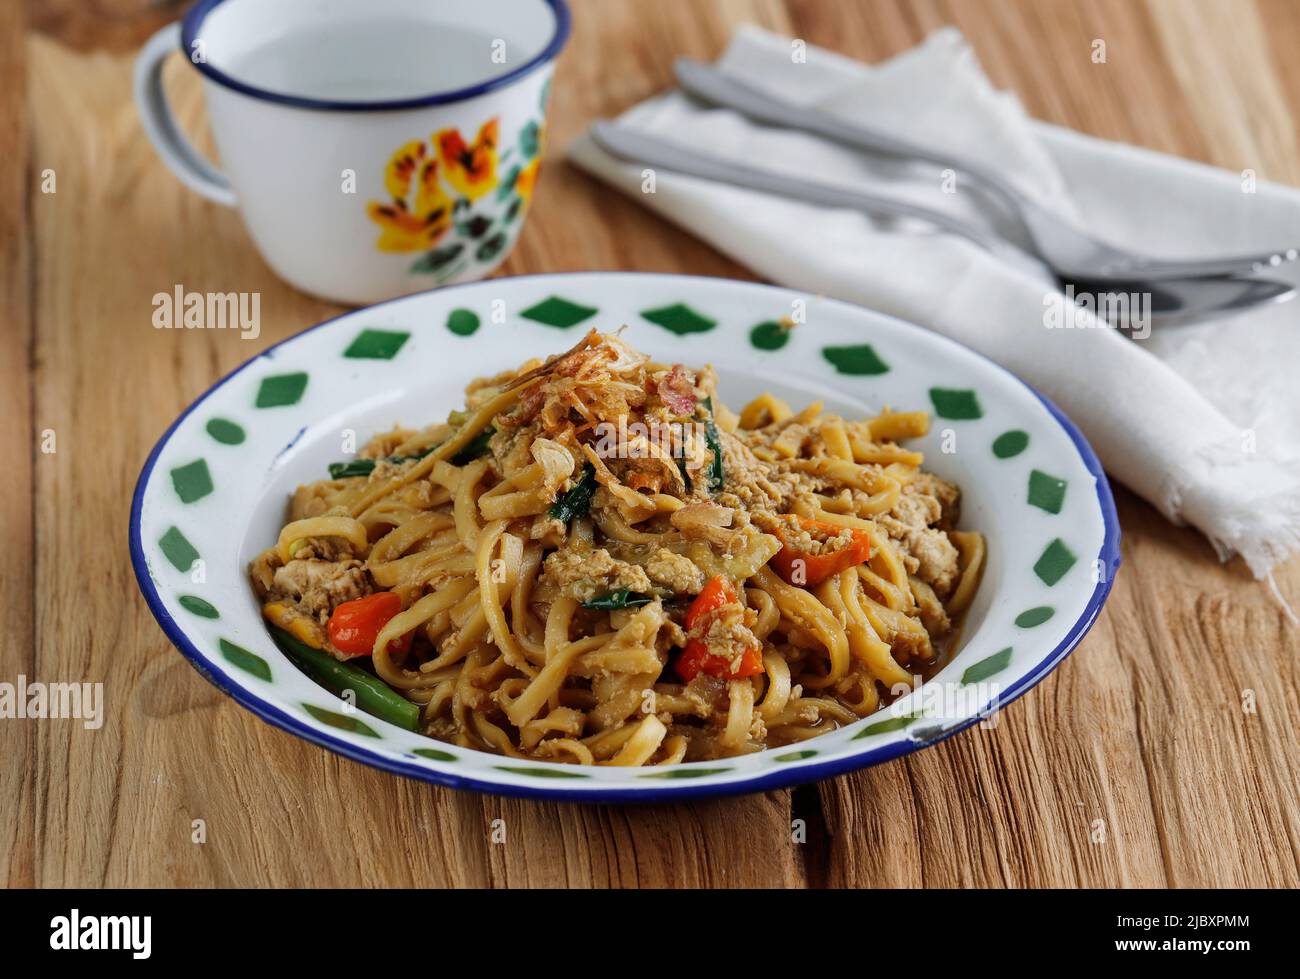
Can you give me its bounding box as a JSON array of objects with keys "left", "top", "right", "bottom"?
[
  {"left": 750, "top": 320, "right": 791, "bottom": 351},
  {"left": 929, "top": 387, "right": 983, "bottom": 419},
  {"left": 520, "top": 295, "right": 598, "bottom": 328},
  {"left": 961, "top": 647, "right": 1012, "bottom": 685},
  {"left": 412, "top": 747, "right": 457, "bottom": 762},
  {"left": 640, "top": 303, "right": 717, "bottom": 335},
  {"left": 303, "top": 703, "right": 379, "bottom": 737},
  {"left": 343, "top": 329, "right": 409, "bottom": 359},
  {"left": 219, "top": 639, "right": 271, "bottom": 681},
  {"left": 854, "top": 713, "right": 917, "bottom": 738},
  {"left": 822, "top": 343, "right": 889, "bottom": 375},
  {"left": 205, "top": 418, "right": 245, "bottom": 445},
  {"left": 158, "top": 526, "right": 199, "bottom": 572},
  {"left": 640, "top": 767, "right": 733, "bottom": 779},
  {"left": 992, "top": 429, "right": 1029, "bottom": 458},
  {"left": 495, "top": 766, "right": 590, "bottom": 779},
  {"left": 446, "top": 308, "right": 481, "bottom": 336},
  {"left": 1028, "top": 469, "right": 1068, "bottom": 513},
  {"left": 1015, "top": 606, "right": 1055, "bottom": 628},
  {"left": 169, "top": 459, "right": 212, "bottom": 504},
  {"left": 1034, "top": 538, "right": 1077, "bottom": 586},
  {"left": 255, "top": 372, "right": 308, "bottom": 408},
  {"left": 178, "top": 595, "right": 219, "bottom": 619},
  {"left": 775, "top": 750, "right": 818, "bottom": 762}
]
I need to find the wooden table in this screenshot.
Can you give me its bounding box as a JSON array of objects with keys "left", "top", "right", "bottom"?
[{"left": 5, "top": 0, "right": 1298, "bottom": 888}]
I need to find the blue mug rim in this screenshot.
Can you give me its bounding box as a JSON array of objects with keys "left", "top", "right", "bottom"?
[{"left": 179, "top": 0, "right": 571, "bottom": 112}]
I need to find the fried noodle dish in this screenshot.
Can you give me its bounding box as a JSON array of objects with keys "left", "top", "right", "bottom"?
[{"left": 250, "top": 330, "right": 984, "bottom": 765}]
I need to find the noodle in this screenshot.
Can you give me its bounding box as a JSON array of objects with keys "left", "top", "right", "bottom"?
[{"left": 249, "top": 330, "right": 984, "bottom": 764}]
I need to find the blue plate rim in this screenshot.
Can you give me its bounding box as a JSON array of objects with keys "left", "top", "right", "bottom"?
[{"left": 128, "top": 271, "right": 1122, "bottom": 803}]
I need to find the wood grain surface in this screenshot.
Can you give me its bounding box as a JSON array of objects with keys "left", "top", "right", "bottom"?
[{"left": 4, "top": 0, "right": 1298, "bottom": 888}]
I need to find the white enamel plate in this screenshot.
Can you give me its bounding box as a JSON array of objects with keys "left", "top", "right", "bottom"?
[{"left": 130, "top": 273, "right": 1120, "bottom": 801}]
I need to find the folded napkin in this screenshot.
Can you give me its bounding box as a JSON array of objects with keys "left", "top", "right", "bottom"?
[{"left": 568, "top": 25, "right": 1300, "bottom": 582}]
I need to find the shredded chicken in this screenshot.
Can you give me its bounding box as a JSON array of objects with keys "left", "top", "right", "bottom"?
[{"left": 265, "top": 559, "right": 372, "bottom": 623}]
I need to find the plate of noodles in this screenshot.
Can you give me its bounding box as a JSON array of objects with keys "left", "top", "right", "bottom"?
[{"left": 130, "top": 272, "right": 1119, "bottom": 800}]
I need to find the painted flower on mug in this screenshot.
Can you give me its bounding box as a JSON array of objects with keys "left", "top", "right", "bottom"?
[
  {"left": 436, "top": 119, "right": 500, "bottom": 201},
  {"left": 366, "top": 141, "right": 454, "bottom": 253},
  {"left": 368, "top": 112, "right": 542, "bottom": 278},
  {"left": 515, "top": 157, "right": 542, "bottom": 204}
]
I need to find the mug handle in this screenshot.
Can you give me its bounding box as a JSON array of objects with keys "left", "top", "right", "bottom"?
[{"left": 133, "top": 23, "right": 237, "bottom": 207}]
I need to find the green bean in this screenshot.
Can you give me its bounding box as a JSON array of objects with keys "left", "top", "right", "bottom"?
[{"left": 270, "top": 627, "right": 419, "bottom": 732}]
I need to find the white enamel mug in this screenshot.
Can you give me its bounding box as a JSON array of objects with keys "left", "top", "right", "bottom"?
[{"left": 135, "top": 0, "right": 570, "bottom": 305}]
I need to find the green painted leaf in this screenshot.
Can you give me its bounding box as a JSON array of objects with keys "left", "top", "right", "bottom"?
[
  {"left": 521, "top": 295, "right": 598, "bottom": 328},
  {"left": 1034, "top": 538, "right": 1077, "bottom": 586},
  {"left": 343, "top": 329, "right": 409, "bottom": 360},
  {"left": 447, "top": 308, "right": 481, "bottom": 336},
  {"left": 411, "top": 747, "right": 457, "bottom": 762},
  {"left": 519, "top": 120, "right": 541, "bottom": 159},
  {"left": 929, "top": 387, "right": 983, "bottom": 420},
  {"left": 853, "top": 713, "right": 918, "bottom": 738},
  {"left": 169, "top": 459, "right": 213, "bottom": 504},
  {"left": 205, "top": 418, "right": 245, "bottom": 445},
  {"left": 475, "top": 231, "right": 508, "bottom": 263},
  {"left": 641, "top": 303, "right": 717, "bottom": 335},
  {"left": 961, "top": 647, "right": 1012, "bottom": 685},
  {"left": 822, "top": 344, "right": 889, "bottom": 375},
  {"left": 992, "top": 430, "right": 1029, "bottom": 458},
  {"left": 178, "top": 595, "right": 219, "bottom": 619},
  {"left": 158, "top": 526, "right": 199, "bottom": 573},
  {"left": 540, "top": 75, "right": 552, "bottom": 110},
  {"left": 255, "top": 372, "right": 308, "bottom": 408},
  {"left": 497, "top": 164, "right": 522, "bottom": 201},
  {"left": 1015, "top": 606, "right": 1056, "bottom": 628},
  {"left": 750, "top": 320, "right": 791, "bottom": 351},
  {"left": 640, "top": 767, "right": 733, "bottom": 779},
  {"left": 410, "top": 242, "right": 464, "bottom": 274},
  {"left": 457, "top": 214, "right": 493, "bottom": 239},
  {"left": 219, "top": 639, "right": 271, "bottom": 681},
  {"left": 302, "top": 703, "right": 379, "bottom": 737},
  {"left": 1028, "top": 469, "right": 1068, "bottom": 514},
  {"left": 504, "top": 197, "right": 523, "bottom": 223},
  {"left": 775, "top": 750, "right": 818, "bottom": 762},
  {"left": 495, "top": 765, "right": 590, "bottom": 779}
]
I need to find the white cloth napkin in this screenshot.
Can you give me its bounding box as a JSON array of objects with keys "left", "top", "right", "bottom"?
[{"left": 568, "top": 25, "right": 1300, "bottom": 581}]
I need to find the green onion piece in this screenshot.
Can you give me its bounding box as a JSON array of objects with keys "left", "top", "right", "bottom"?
[
  {"left": 270, "top": 627, "right": 419, "bottom": 732},
  {"left": 549, "top": 463, "right": 597, "bottom": 522},
  {"left": 327, "top": 446, "right": 435, "bottom": 480},
  {"left": 450, "top": 425, "right": 495, "bottom": 465},
  {"left": 581, "top": 590, "right": 655, "bottom": 611},
  {"left": 703, "top": 397, "right": 724, "bottom": 493},
  {"left": 328, "top": 459, "right": 376, "bottom": 480},
  {"left": 677, "top": 456, "right": 693, "bottom": 495}
]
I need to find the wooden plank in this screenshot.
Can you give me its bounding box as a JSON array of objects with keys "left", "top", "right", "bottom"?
[{"left": 0, "top": 0, "right": 35, "bottom": 890}]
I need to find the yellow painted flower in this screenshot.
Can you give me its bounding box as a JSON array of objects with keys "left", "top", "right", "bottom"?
[
  {"left": 435, "top": 118, "right": 499, "bottom": 202},
  {"left": 367, "top": 141, "right": 454, "bottom": 252},
  {"left": 516, "top": 158, "right": 541, "bottom": 204}
]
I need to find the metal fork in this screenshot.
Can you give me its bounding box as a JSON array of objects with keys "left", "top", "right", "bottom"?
[
  {"left": 674, "top": 59, "right": 1300, "bottom": 284},
  {"left": 589, "top": 122, "right": 1296, "bottom": 323}
]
